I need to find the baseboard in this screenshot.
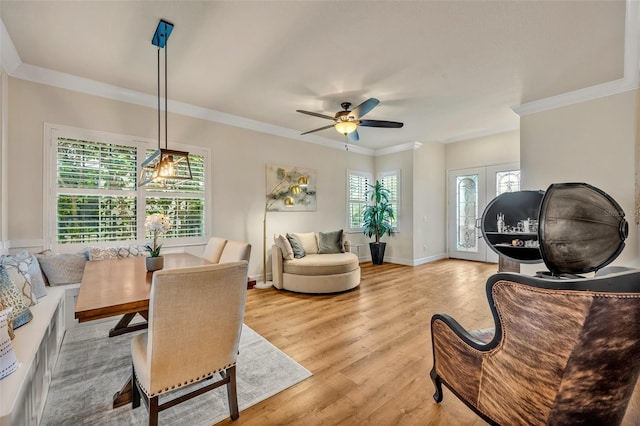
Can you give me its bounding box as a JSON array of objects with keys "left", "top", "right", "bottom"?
[
  {"left": 359, "top": 253, "right": 446, "bottom": 266},
  {"left": 411, "top": 253, "right": 447, "bottom": 266}
]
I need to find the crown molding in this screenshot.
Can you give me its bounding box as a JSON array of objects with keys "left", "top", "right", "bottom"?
[
  {"left": 375, "top": 141, "right": 422, "bottom": 156},
  {"left": 443, "top": 125, "right": 520, "bottom": 144},
  {"left": 513, "top": 0, "right": 640, "bottom": 117},
  {"left": 0, "top": 14, "right": 376, "bottom": 157},
  {"left": 10, "top": 61, "right": 375, "bottom": 155},
  {"left": 0, "top": 19, "right": 21, "bottom": 74}
]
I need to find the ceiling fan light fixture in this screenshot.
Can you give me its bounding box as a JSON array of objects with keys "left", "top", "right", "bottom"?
[{"left": 335, "top": 120, "right": 358, "bottom": 135}]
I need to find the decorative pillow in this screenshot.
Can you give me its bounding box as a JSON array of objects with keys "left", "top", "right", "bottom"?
[
  {"left": 0, "top": 251, "right": 47, "bottom": 306},
  {"left": 28, "top": 254, "right": 47, "bottom": 298},
  {"left": 0, "top": 266, "right": 33, "bottom": 329},
  {"left": 35, "top": 252, "right": 87, "bottom": 286},
  {"left": 274, "top": 234, "right": 294, "bottom": 260},
  {"left": 286, "top": 233, "right": 306, "bottom": 259},
  {"left": 318, "top": 230, "right": 344, "bottom": 254},
  {"left": 116, "top": 245, "right": 148, "bottom": 258},
  {"left": 292, "top": 232, "right": 318, "bottom": 254},
  {"left": 0, "top": 301, "right": 14, "bottom": 340},
  {"left": 87, "top": 247, "right": 119, "bottom": 261},
  {"left": 0, "top": 308, "right": 18, "bottom": 379}
]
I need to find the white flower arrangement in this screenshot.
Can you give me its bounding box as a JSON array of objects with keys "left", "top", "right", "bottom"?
[{"left": 145, "top": 213, "right": 172, "bottom": 257}]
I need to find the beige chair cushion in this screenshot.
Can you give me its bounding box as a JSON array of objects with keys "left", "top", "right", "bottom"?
[
  {"left": 202, "top": 237, "right": 227, "bottom": 263},
  {"left": 292, "top": 232, "right": 318, "bottom": 254},
  {"left": 283, "top": 253, "right": 358, "bottom": 276},
  {"left": 131, "top": 261, "right": 248, "bottom": 397},
  {"left": 219, "top": 240, "right": 251, "bottom": 263}
]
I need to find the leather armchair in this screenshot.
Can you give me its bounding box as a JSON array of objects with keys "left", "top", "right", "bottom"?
[
  {"left": 431, "top": 271, "right": 640, "bottom": 425},
  {"left": 131, "top": 261, "right": 248, "bottom": 425}
]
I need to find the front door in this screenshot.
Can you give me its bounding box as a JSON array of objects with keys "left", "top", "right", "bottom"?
[{"left": 448, "top": 164, "right": 520, "bottom": 262}]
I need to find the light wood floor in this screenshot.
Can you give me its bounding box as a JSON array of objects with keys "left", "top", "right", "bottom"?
[{"left": 219, "top": 259, "right": 640, "bottom": 426}]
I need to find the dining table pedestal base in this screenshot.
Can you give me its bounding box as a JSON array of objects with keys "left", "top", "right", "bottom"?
[{"left": 108, "top": 311, "right": 149, "bottom": 337}]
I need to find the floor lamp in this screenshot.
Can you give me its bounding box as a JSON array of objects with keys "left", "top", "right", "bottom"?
[{"left": 256, "top": 174, "right": 309, "bottom": 289}]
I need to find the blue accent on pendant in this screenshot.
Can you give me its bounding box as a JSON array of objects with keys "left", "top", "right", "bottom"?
[{"left": 152, "top": 19, "right": 174, "bottom": 48}]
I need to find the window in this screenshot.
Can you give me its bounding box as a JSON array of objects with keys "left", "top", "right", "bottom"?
[
  {"left": 377, "top": 170, "right": 400, "bottom": 230},
  {"left": 456, "top": 174, "right": 479, "bottom": 252},
  {"left": 496, "top": 170, "right": 520, "bottom": 195},
  {"left": 347, "top": 170, "right": 372, "bottom": 231},
  {"left": 45, "top": 124, "right": 209, "bottom": 250}
]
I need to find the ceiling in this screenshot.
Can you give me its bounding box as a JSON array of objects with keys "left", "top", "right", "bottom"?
[{"left": 0, "top": 1, "right": 629, "bottom": 151}]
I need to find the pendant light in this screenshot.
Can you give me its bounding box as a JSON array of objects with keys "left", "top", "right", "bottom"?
[{"left": 138, "top": 19, "right": 192, "bottom": 187}]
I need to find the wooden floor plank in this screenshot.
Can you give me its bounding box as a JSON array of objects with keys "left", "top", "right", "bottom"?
[{"left": 218, "top": 259, "right": 640, "bottom": 425}]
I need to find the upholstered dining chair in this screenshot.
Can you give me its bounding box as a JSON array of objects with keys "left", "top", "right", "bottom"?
[
  {"left": 131, "top": 261, "right": 248, "bottom": 425},
  {"left": 219, "top": 240, "right": 251, "bottom": 263},
  {"left": 430, "top": 270, "right": 640, "bottom": 426},
  {"left": 202, "top": 237, "right": 227, "bottom": 263}
]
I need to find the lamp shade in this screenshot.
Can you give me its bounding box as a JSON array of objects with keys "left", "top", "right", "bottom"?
[
  {"left": 138, "top": 148, "right": 192, "bottom": 187},
  {"left": 538, "top": 182, "right": 628, "bottom": 275},
  {"left": 335, "top": 121, "right": 358, "bottom": 135}
]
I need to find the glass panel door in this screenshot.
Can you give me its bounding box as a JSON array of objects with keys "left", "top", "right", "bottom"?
[
  {"left": 448, "top": 168, "right": 486, "bottom": 261},
  {"left": 448, "top": 164, "right": 520, "bottom": 262}
]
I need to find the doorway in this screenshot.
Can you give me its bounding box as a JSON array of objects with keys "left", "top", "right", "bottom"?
[{"left": 447, "top": 164, "right": 520, "bottom": 262}]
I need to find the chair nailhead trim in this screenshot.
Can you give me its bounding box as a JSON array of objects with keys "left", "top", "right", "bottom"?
[{"left": 145, "top": 362, "right": 237, "bottom": 397}]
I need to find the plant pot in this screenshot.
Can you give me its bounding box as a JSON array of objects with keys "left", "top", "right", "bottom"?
[
  {"left": 369, "top": 242, "right": 386, "bottom": 265},
  {"left": 146, "top": 256, "right": 164, "bottom": 272}
]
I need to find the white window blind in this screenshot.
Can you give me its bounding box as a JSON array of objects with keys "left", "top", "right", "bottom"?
[
  {"left": 378, "top": 170, "right": 400, "bottom": 229},
  {"left": 56, "top": 137, "right": 138, "bottom": 244},
  {"left": 347, "top": 170, "right": 372, "bottom": 231},
  {"left": 47, "top": 126, "right": 208, "bottom": 249},
  {"left": 143, "top": 151, "right": 206, "bottom": 239}
]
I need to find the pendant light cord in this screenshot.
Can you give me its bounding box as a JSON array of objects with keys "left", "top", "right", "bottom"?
[
  {"left": 157, "top": 28, "right": 169, "bottom": 151},
  {"left": 165, "top": 36, "right": 168, "bottom": 150},
  {"left": 157, "top": 47, "right": 161, "bottom": 150}
]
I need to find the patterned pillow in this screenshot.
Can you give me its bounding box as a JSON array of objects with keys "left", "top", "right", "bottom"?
[
  {"left": 87, "top": 247, "right": 119, "bottom": 261},
  {"left": 0, "top": 266, "right": 33, "bottom": 329},
  {"left": 0, "top": 307, "right": 18, "bottom": 379},
  {"left": 0, "top": 252, "right": 38, "bottom": 306},
  {"left": 35, "top": 252, "right": 87, "bottom": 286},
  {"left": 116, "top": 245, "right": 148, "bottom": 258},
  {"left": 0, "top": 301, "right": 14, "bottom": 340}
]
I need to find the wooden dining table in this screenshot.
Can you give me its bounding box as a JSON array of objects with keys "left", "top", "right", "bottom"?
[{"left": 74, "top": 253, "right": 210, "bottom": 408}]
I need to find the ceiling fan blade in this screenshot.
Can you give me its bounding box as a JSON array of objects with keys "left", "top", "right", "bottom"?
[
  {"left": 359, "top": 119, "right": 404, "bottom": 128},
  {"left": 347, "top": 129, "right": 359, "bottom": 142},
  {"left": 300, "top": 124, "right": 335, "bottom": 135},
  {"left": 296, "top": 110, "right": 336, "bottom": 120},
  {"left": 350, "top": 98, "right": 380, "bottom": 119}
]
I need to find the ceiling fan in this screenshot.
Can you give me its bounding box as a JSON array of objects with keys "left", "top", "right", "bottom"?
[{"left": 296, "top": 98, "right": 403, "bottom": 142}]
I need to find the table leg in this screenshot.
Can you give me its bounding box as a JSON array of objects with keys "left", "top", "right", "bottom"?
[
  {"left": 113, "top": 375, "right": 133, "bottom": 408},
  {"left": 108, "top": 312, "right": 149, "bottom": 337}
]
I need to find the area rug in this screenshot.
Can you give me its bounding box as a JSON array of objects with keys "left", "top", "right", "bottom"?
[{"left": 41, "top": 320, "right": 311, "bottom": 425}]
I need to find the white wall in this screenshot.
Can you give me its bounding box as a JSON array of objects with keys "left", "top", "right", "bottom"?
[
  {"left": 6, "top": 77, "right": 374, "bottom": 279},
  {"left": 445, "top": 130, "right": 520, "bottom": 171},
  {"left": 0, "top": 69, "right": 7, "bottom": 253},
  {"left": 520, "top": 89, "right": 638, "bottom": 270},
  {"left": 413, "top": 142, "right": 446, "bottom": 263},
  {"left": 373, "top": 149, "right": 414, "bottom": 264}
]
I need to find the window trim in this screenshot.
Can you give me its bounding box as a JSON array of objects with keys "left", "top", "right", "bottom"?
[
  {"left": 43, "top": 123, "right": 211, "bottom": 252},
  {"left": 346, "top": 169, "right": 373, "bottom": 233}
]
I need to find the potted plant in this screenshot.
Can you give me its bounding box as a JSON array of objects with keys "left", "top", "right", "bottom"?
[
  {"left": 362, "top": 180, "right": 395, "bottom": 265},
  {"left": 145, "top": 213, "right": 172, "bottom": 272}
]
